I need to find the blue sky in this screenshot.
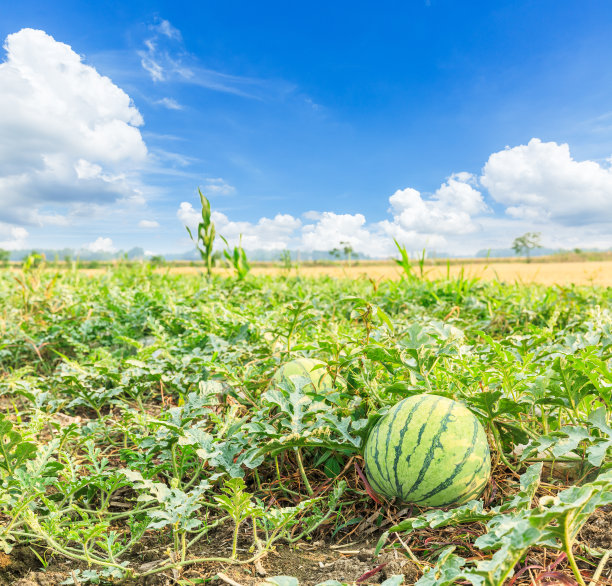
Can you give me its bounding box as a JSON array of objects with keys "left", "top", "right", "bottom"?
[{"left": 1, "top": 1, "right": 612, "bottom": 256}]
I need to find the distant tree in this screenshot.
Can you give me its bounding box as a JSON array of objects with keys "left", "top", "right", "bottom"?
[
  {"left": 340, "top": 241, "right": 358, "bottom": 267},
  {"left": 512, "top": 232, "right": 542, "bottom": 263},
  {"left": 0, "top": 249, "right": 9, "bottom": 267},
  {"left": 279, "top": 249, "right": 292, "bottom": 272},
  {"left": 329, "top": 243, "right": 358, "bottom": 265},
  {"left": 149, "top": 255, "right": 166, "bottom": 266}
]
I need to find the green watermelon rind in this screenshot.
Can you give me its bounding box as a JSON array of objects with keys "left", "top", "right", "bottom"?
[
  {"left": 272, "top": 358, "right": 333, "bottom": 392},
  {"left": 364, "top": 394, "right": 491, "bottom": 507}
]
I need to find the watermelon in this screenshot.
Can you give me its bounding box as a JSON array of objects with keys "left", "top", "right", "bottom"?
[
  {"left": 272, "top": 358, "right": 333, "bottom": 393},
  {"left": 364, "top": 394, "right": 491, "bottom": 507}
]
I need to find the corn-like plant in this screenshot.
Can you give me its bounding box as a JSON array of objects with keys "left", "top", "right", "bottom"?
[
  {"left": 221, "top": 234, "right": 251, "bottom": 280},
  {"left": 185, "top": 188, "right": 216, "bottom": 277}
]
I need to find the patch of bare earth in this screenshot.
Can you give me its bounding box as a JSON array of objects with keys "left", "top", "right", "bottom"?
[{"left": 581, "top": 506, "right": 612, "bottom": 551}]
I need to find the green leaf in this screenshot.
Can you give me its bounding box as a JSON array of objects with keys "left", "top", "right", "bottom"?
[
  {"left": 262, "top": 577, "right": 300, "bottom": 586},
  {"left": 380, "top": 577, "right": 405, "bottom": 586},
  {"left": 415, "top": 547, "right": 470, "bottom": 586},
  {"left": 0, "top": 414, "right": 37, "bottom": 474}
]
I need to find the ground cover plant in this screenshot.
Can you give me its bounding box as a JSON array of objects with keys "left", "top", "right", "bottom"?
[{"left": 0, "top": 257, "right": 611, "bottom": 585}]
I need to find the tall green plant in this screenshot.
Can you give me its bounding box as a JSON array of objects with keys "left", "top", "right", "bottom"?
[
  {"left": 185, "top": 189, "right": 216, "bottom": 277},
  {"left": 221, "top": 235, "right": 251, "bottom": 280}
]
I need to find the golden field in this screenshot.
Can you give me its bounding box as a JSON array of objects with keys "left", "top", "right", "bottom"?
[{"left": 160, "top": 259, "right": 612, "bottom": 286}]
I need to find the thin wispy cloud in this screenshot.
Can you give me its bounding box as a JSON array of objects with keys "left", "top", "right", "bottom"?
[
  {"left": 201, "top": 177, "right": 236, "bottom": 196},
  {"left": 138, "top": 18, "right": 293, "bottom": 100},
  {"left": 152, "top": 19, "right": 181, "bottom": 41},
  {"left": 155, "top": 97, "right": 183, "bottom": 110},
  {"left": 138, "top": 219, "right": 160, "bottom": 228}
]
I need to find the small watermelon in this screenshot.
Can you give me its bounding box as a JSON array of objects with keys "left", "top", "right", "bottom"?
[
  {"left": 272, "top": 358, "right": 333, "bottom": 393},
  {"left": 364, "top": 394, "right": 491, "bottom": 507}
]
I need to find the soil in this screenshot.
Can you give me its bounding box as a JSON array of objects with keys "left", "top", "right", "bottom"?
[
  {"left": 0, "top": 547, "right": 40, "bottom": 584},
  {"left": 1, "top": 507, "right": 607, "bottom": 585},
  {"left": 200, "top": 543, "right": 418, "bottom": 586},
  {"left": 580, "top": 506, "right": 612, "bottom": 550},
  {"left": 0, "top": 541, "right": 417, "bottom": 586}
]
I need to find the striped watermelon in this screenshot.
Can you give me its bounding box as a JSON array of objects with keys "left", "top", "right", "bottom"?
[
  {"left": 272, "top": 358, "right": 333, "bottom": 393},
  {"left": 364, "top": 394, "right": 491, "bottom": 507}
]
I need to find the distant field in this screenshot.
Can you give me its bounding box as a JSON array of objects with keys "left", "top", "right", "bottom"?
[
  {"left": 9, "top": 255, "right": 612, "bottom": 286},
  {"left": 157, "top": 260, "right": 612, "bottom": 286}
]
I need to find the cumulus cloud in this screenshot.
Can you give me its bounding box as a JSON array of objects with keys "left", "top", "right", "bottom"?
[
  {"left": 215, "top": 212, "right": 302, "bottom": 251},
  {"left": 177, "top": 201, "right": 201, "bottom": 228},
  {"left": 84, "top": 237, "right": 117, "bottom": 253},
  {"left": 177, "top": 175, "right": 488, "bottom": 257},
  {"left": 0, "top": 226, "right": 28, "bottom": 250},
  {"left": 178, "top": 202, "right": 301, "bottom": 251},
  {"left": 372, "top": 173, "right": 488, "bottom": 253},
  {"left": 387, "top": 174, "right": 486, "bottom": 235},
  {"left": 178, "top": 138, "right": 612, "bottom": 258},
  {"left": 0, "top": 28, "right": 148, "bottom": 233},
  {"left": 481, "top": 138, "right": 612, "bottom": 224},
  {"left": 138, "top": 220, "right": 160, "bottom": 228},
  {"left": 300, "top": 212, "right": 386, "bottom": 255}
]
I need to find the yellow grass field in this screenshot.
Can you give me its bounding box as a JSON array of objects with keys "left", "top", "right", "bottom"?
[{"left": 159, "top": 260, "right": 612, "bottom": 286}]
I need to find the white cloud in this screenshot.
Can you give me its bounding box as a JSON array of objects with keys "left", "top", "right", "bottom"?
[
  {"left": 156, "top": 97, "right": 183, "bottom": 110},
  {"left": 201, "top": 178, "right": 236, "bottom": 196},
  {"left": 140, "top": 40, "right": 166, "bottom": 82},
  {"left": 0, "top": 225, "right": 28, "bottom": 250},
  {"left": 387, "top": 174, "right": 486, "bottom": 235},
  {"left": 178, "top": 179, "right": 487, "bottom": 257},
  {"left": 302, "top": 210, "right": 323, "bottom": 221},
  {"left": 84, "top": 237, "right": 116, "bottom": 253},
  {"left": 178, "top": 202, "right": 301, "bottom": 251},
  {"left": 177, "top": 201, "right": 201, "bottom": 228},
  {"left": 152, "top": 19, "right": 182, "bottom": 41},
  {"left": 0, "top": 28, "right": 148, "bottom": 229},
  {"left": 481, "top": 138, "right": 612, "bottom": 225},
  {"left": 300, "top": 212, "right": 385, "bottom": 255},
  {"left": 178, "top": 138, "right": 612, "bottom": 258},
  {"left": 372, "top": 173, "right": 488, "bottom": 254},
  {"left": 138, "top": 19, "right": 290, "bottom": 99},
  {"left": 138, "top": 220, "right": 160, "bottom": 228},
  {"left": 213, "top": 211, "right": 301, "bottom": 251}
]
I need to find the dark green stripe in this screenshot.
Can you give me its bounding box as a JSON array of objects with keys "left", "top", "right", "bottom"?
[
  {"left": 449, "top": 475, "right": 488, "bottom": 506},
  {"left": 454, "top": 439, "right": 490, "bottom": 500},
  {"left": 380, "top": 402, "right": 408, "bottom": 490},
  {"left": 412, "top": 415, "right": 479, "bottom": 504},
  {"left": 366, "top": 417, "right": 389, "bottom": 491},
  {"left": 402, "top": 400, "right": 456, "bottom": 500},
  {"left": 365, "top": 466, "right": 389, "bottom": 498},
  {"left": 394, "top": 397, "right": 439, "bottom": 499},
  {"left": 444, "top": 452, "right": 491, "bottom": 506}
]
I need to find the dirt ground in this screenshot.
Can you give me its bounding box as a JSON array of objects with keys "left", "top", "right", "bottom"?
[
  {"left": 3, "top": 508, "right": 611, "bottom": 585},
  {"left": 1, "top": 541, "right": 417, "bottom": 586},
  {"left": 155, "top": 260, "right": 612, "bottom": 287}
]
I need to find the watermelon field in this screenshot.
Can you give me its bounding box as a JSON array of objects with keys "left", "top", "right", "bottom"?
[{"left": 0, "top": 259, "right": 611, "bottom": 585}]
